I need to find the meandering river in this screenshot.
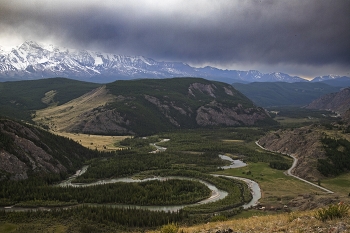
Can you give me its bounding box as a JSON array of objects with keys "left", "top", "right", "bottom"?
[{"left": 3, "top": 140, "right": 261, "bottom": 212}]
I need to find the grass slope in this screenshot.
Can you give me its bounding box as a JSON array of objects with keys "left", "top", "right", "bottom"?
[
  {"left": 0, "top": 78, "right": 100, "bottom": 121},
  {"left": 33, "top": 85, "right": 115, "bottom": 132}
]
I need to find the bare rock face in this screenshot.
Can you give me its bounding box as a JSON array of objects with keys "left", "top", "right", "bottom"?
[
  {"left": 258, "top": 126, "right": 326, "bottom": 181},
  {"left": 196, "top": 102, "right": 268, "bottom": 126},
  {"left": 188, "top": 83, "right": 217, "bottom": 98},
  {"left": 0, "top": 151, "right": 28, "bottom": 180}
]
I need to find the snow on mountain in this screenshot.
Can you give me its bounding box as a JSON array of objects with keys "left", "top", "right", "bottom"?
[
  {"left": 311, "top": 75, "right": 342, "bottom": 82},
  {"left": 310, "top": 75, "right": 350, "bottom": 87},
  {"left": 0, "top": 41, "right": 341, "bottom": 84}
]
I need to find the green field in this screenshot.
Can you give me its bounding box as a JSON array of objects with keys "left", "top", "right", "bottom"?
[
  {"left": 321, "top": 173, "right": 350, "bottom": 196},
  {"left": 216, "top": 161, "right": 325, "bottom": 205}
]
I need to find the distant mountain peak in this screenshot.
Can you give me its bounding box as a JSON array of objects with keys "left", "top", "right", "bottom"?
[{"left": 312, "top": 75, "right": 342, "bottom": 82}]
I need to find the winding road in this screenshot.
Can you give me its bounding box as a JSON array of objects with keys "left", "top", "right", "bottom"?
[{"left": 255, "top": 141, "right": 333, "bottom": 194}]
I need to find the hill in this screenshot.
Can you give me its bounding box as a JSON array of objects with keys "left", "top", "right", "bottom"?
[
  {"left": 32, "top": 78, "right": 274, "bottom": 135},
  {"left": 0, "top": 78, "right": 100, "bottom": 122},
  {"left": 306, "top": 87, "right": 350, "bottom": 115},
  {"left": 258, "top": 123, "right": 350, "bottom": 182},
  {"left": 0, "top": 118, "right": 103, "bottom": 181},
  {"left": 232, "top": 82, "right": 341, "bottom": 107}
]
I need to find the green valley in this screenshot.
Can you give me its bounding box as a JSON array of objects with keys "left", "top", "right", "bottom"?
[{"left": 0, "top": 77, "right": 349, "bottom": 232}]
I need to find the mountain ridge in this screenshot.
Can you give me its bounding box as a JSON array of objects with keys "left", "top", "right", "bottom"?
[
  {"left": 33, "top": 78, "right": 274, "bottom": 135},
  {"left": 2, "top": 41, "right": 347, "bottom": 84}
]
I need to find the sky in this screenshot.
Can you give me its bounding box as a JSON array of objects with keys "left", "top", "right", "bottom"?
[{"left": 0, "top": 0, "right": 349, "bottom": 79}]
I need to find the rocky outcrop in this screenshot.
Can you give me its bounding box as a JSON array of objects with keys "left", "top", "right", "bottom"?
[
  {"left": 258, "top": 126, "right": 326, "bottom": 181},
  {"left": 196, "top": 102, "right": 268, "bottom": 126},
  {"left": 69, "top": 108, "right": 133, "bottom": 135},
  {"left": 188, "top": 83, "right": 217, "bottom": 98},
  {"left": 0, "top": 151, "right": 28, "bottom": 180}
]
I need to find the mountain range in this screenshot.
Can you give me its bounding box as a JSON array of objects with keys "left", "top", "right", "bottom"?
[{"left": 2, "top": 41, "right": 349, "bottom": 84}]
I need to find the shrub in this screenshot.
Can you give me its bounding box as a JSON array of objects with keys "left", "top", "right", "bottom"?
[
  {"left": 315, "top": 203, "right": 349, "bottom": 221},
  {"left": 160, "top": 223, "right": 179, "bottom": 233},
  {"left": 211, "top": 215, "right": 228, "bottom": 222}
]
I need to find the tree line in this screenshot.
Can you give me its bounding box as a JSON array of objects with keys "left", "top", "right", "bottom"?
[
  {"left": 0, "top": 178, "right": 210, "bottom": 206},
  {"left": 0, "top": 205, "right": 185, "bottom": 230},
  {"left": 317, "top": 137, "right": 350, "bottom": 176}
]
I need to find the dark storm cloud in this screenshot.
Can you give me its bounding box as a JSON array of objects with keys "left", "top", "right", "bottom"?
[{"left": 0, "top": 0, "right": 349, "bottom": 75}]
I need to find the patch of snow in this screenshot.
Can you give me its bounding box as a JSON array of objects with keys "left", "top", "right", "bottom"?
[{"left": 94, "top": 56, "right": 103, "bottom": 66}]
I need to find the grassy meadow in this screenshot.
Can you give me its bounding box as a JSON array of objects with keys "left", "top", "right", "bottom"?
[{"left": 55, "top": 132, "right": 130, "bottom": 151}]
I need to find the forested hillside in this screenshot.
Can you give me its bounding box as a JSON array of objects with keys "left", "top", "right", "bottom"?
[
  {"left": 0, "top": 118, "right": 105, "bottom": 181},
  {"left": 232, "top": 82, "right": 340, "bottom": 107},
  {"left": 306, "top": 87, "right": 350, "bottom": 115},
  {"left": 33, "top": 77, "right": 275, "bottom": 135}
]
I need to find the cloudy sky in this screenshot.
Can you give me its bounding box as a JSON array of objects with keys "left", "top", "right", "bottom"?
[{"left": 0, "top": 0, "right": 349, "bottom": 79}]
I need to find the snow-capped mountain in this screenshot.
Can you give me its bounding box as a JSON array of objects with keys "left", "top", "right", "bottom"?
[
  {"left": 0, "top": 41, "right": 318, "bottom": 83},
  {"left": 0, "top": 41, "right": 195, "bottom": 82},
  {"left": 310, "top": 75, "right": 350, "bottom": 87},
  {"left": 311, "top": 75, "right": 344, "bottom": 82}
]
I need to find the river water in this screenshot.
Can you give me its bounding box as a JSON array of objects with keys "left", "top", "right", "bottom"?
[
  {"left": 54, "top": 154, "right": 259, "bottom": 212},
  {"left": 218, "top": 154, "right": 247, "bottom": 169}
]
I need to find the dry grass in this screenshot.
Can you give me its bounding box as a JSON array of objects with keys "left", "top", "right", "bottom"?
[
  {"left": 33, "top": 86, "right": 115, "bottom": 132},
  {"left": 55, "top": 132, "right": 130, "bottom": 151},
  {"left": 147, "top": 209, "right": 350, "bottom": 233}
]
